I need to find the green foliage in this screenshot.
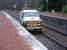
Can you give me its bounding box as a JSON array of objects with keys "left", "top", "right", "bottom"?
[
  {"left": 39, "top": 0, "right": 48, "bottom": 11},
  {"left": 63, "top": 5, "right": 67, "bottom": 13}
]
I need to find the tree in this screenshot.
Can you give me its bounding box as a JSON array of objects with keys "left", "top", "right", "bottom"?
[
  {"left": 39, "top": 0, "right": 48, "bottom": 11},
  {"left": 48, "top": 0, "right": 63, "bottom": 12},
  {"left": 39, "top": 0, "right": 63, "bottom": 12}
]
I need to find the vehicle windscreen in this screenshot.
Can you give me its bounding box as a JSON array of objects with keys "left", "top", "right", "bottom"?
[{"left": 23, "top": 12, "right": 39, "bottom": 17}]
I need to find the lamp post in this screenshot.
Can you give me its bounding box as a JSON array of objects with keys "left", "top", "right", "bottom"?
[
  {"left": 13, "top": 0, "right": 16, "bottom": 10},
  {"left": 13, "top": 4, "right": 16, "bottom": 10},
  {"left": 62, "top": 0, "right": 64, "bottom": 16},
  {"left": 46, "top": 0, "right": 48, "bottom": 11}
]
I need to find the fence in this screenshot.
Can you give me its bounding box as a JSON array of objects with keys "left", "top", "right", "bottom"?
[{"left": 40, "top": 15, "right": 67, "bottom": 36}]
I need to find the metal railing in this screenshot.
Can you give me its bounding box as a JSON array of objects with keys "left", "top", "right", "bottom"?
[{"left": 40, "top": 15, "right": 67, "bottom": 36}]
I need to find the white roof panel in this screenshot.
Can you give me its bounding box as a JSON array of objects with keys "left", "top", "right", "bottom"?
[{"left": 21, "top": 10, "right": 38, "bottom": 12}]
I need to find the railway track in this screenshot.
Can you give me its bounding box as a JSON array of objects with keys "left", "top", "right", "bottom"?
[
  {"left": 40, "top": 15, "right": 67, "bottom": 48},
  {"left": 42, "top": 26, "right": 67, "bottom": 49},
  {"left": 29, "top": 30, "right": 65, "bottom": 50},
  {"left": 6, "top": 10, "right": 66, "bottom": 50}
]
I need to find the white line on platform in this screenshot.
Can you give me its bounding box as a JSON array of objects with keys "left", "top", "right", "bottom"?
[{"left": 2, "top": 11, "right": 48, "bottom": 50}]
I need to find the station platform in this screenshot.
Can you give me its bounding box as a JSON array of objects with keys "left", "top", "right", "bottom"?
[
  {"left": 41, "top": 12, "right": 67, "bottom": 18},
  {"left": 0, "top": 11, "right": 48, "bottom": 50},
  {"left": 0, "top": 11, "right": 32, "bottom": 50}
]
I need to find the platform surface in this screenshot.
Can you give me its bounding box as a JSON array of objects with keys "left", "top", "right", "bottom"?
[{"left": 0, "top": 11, "right": 32, "bottom": 50}]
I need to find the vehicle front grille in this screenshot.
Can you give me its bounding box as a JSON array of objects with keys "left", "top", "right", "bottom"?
[{"left": 26, "top": 21, "right": 41, "bottom": 27}]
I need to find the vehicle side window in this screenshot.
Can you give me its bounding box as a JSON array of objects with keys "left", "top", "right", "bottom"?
[{"left": 22, "top": 13, "right": 24, "bottom": 18}]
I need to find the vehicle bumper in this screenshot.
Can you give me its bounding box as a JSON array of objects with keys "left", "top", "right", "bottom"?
[{"left": 26, "top": 26, "right": 42, "bottom": 30}]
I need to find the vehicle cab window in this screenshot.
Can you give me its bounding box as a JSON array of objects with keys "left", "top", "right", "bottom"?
[
  {"left": 22, "top": 13, "right": 24, "bottom": 18},
  {"left": 23, "top": 12, "right": 39, "bottom": 17}
]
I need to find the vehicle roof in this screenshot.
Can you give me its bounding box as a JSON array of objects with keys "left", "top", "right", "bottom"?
[{"left": 21, "top": 10, "right": 38, "bottom": 12}]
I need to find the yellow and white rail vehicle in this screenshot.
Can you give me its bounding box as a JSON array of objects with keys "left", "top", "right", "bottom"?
[{"left": 19, "top": 10, "right": 42, "bottom": 30}]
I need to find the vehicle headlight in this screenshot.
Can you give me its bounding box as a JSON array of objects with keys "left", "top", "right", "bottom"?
[
  {"left": 36, "top": 21, "right": 42, "bottom": 26},
  {"left": 26, "top": 21, "right": 29, "bottom": 26}
]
